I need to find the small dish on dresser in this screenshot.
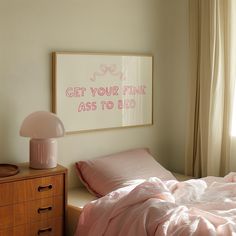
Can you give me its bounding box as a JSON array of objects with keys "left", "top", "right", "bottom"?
[{"left": 0, "top": 163, "right": 19, "bottom": 177}]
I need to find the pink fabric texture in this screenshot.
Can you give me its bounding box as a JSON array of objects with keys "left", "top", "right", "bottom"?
[
  {"left": 75, "top": 148, "right": 176, "bottom": 197},
  {"left": 76, "top": 173, "right": 236, "bottom": 236}
]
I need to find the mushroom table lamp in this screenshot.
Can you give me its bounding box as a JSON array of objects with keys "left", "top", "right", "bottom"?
[{"left": 20, "top": 111, "right": 65, "bottom": 169}]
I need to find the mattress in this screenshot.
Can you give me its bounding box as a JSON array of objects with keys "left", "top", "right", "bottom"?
[
  {"left": 66, "top": 187, "right": 96, "bottom": 236},
  {"left": 66, "top": 173, "right": 192, "bottom": 236}
]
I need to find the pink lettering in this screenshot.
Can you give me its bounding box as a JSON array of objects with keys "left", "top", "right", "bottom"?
[
  {"left": 90, "top": 87, "right": 97, "bottom": 97},
  {"left": 98, "top": 87, "right": 106, "bottom": 96},
  {"left": 78, "top": 101, "right": 97, "bottom": 112},
  {"left": 118, "top": 99, "right": 136, "bottom": 109},
  {"left": 122, "top": 85, "right": 146, "bottom": 95},
  {"left": 66, "top": 87, "right": 86, "bottom": 97},
  {"left": 101, "top": 101, "right": 114, "bottom": 110},
  {"left": 90, "top": 86, "right": 119, "bottom": 97}
]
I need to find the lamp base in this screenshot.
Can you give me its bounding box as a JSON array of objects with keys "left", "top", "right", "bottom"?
[{"left": 30, "top": 139, "right": 57, "bottom": 169}]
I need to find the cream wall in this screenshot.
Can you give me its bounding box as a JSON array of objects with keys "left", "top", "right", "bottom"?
[{"left": 0, "top": 0, "right": 189, "bottom": 187}]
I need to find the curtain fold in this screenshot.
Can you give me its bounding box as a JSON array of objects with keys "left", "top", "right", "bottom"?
[{"left": 186, "top": 0, "right": 234, "bottom": 177}]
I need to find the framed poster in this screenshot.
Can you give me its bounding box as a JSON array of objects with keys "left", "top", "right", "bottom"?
[{"left": 52, "top": 52, "right": 153, "bottom": 133}]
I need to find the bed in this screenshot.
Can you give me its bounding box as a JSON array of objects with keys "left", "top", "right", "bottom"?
[
  {"left": 66, "top": 148, "right": 236, "bottom": 236},
  {"left": 67, "top": 187, "right": 96, "bottom": 236},
  {"left": 66, "top": 173, "right": 191, "bottom": 235}
]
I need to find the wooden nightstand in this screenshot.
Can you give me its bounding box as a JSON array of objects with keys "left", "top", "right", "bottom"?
[{"left": 0, "top": 163, "right": 67, "bottom": 236}]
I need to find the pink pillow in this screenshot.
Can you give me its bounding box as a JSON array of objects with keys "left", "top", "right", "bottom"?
[{"left": 75, "top": 148, "right": 176, "bottom": 197}]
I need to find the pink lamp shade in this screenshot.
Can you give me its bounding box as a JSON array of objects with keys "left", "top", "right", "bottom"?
[{"left": 20, "top": 111, "right": 65, "bottom": 169}]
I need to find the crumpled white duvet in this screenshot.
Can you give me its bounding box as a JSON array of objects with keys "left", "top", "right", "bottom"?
[{"left": 75, "top": 173, "right": 236, "bottom": 236}]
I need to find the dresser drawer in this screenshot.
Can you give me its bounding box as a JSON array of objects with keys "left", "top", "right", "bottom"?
[
  {"left": 13, "top": 174, "right": 64, "bottom": 203},
  {"left": 0, "top": 182, "right": 14, "bottom": 206},
  {"left": 28, "top": 195, "right": 63, "bottom": 223},
  {"left": 0, "top": 217, "right": 63, "bottom": 236},
  {"left": 0, "top": 224, "right": 28, "bottom": 236},
  {"left": 0, "top": 196, "right": 63, "bottom": 229},
  {"left": 0, "top": 174, "right": 64, "bottom": 207},
  {"left": 31, "top": 217, "right": 63, "bottom": 236}
]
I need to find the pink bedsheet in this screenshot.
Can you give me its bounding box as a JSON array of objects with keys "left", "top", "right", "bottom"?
[{"left": 75, "top": 173, "right": 236, "bottom": 236}]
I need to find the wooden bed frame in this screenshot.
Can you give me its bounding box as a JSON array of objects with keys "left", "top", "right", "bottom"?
[{"left": 66, "top": 173, "right": 192, "bottom": 236}]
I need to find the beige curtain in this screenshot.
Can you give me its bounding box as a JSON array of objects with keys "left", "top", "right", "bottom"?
[{"left": 185, "top": 0, "right": 235, "bottom": 177}]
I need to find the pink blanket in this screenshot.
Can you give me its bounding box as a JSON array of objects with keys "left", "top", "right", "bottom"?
[{"left": 75, "top": 173, "right": 236, "bottom": 236}]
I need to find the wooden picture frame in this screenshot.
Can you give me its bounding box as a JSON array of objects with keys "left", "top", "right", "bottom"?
[{"left": 52, "top": 52, "right": 153, "bottom": 134}]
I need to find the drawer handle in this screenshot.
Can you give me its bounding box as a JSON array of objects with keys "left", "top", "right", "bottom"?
[
  {"left": 38, "top": 206, "right": 52, "bottom": 214},
  {"left": 38, "top": 184, "right": 53, "bottom": 192},
  {"left": 38, "top": 227, "right": 52, "bottom": 235}
]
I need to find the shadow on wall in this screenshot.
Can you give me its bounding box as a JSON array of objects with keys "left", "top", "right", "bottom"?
[{"left": 67, "top": 162, "right": 81, "bottom": 188}]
